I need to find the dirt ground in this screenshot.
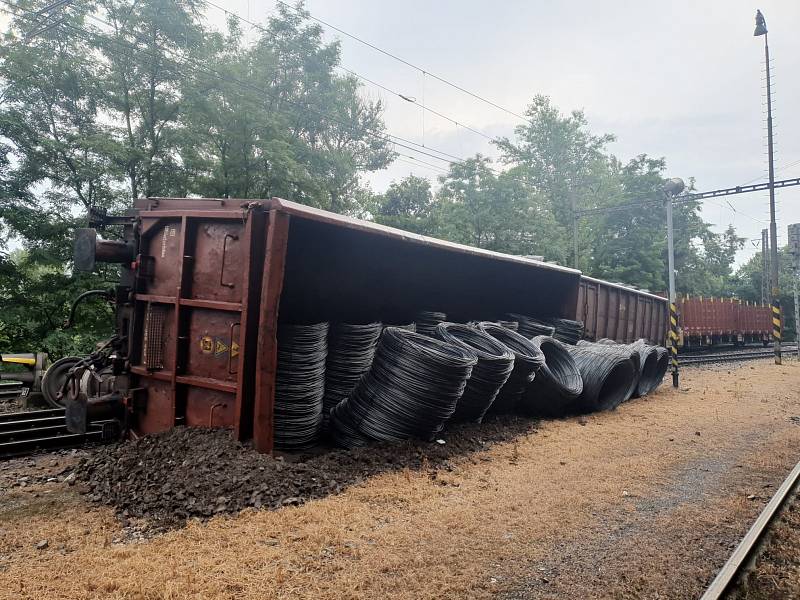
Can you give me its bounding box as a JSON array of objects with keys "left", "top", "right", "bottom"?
[{"left": 0, "top": 361, "right": 799, "bottom": 599}]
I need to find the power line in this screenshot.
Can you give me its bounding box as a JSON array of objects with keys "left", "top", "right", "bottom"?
[
  {"left": 200, "top": 0, "right": 498, "bottom": 144},
  {"left": 0, "top": 0, "right": 470, "bottom": 169},
  {"left": 576, "top": 177, "right": 800, "bottom": 218},
  {"left": 3, "top": 0, "right": 545, "bottom": 191},
  {"left": 269, "top": 0, "right": 531, "bottom": 124}
]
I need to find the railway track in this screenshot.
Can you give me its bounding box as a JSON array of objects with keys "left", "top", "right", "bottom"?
[
  {"left": 701, "top": 460, "right": 800, "bottom": 599},
  {"left": 0, "top": 408, "right": 117, "bottom": 458},
  {"left": 681, "top": 344, "right": 798, "bottom": 365}
]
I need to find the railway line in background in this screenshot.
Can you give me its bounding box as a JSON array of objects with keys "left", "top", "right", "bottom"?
[{"left": 680, "top": 343, "right": 798, "bottom": 365}]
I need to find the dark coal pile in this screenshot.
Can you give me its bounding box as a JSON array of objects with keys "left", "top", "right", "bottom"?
[
  {"left": 75, "top": 417, "right": 537, "bottom": 531},
  {"left": 414, "top": 310, "right": 447, "bottom": 337},
  {"left": 330, "top": 328, "right": 476, "bottom": 446},
  {"left": 434, "top": 323, "right": 515, "bottom": 423},
  {"left": 274, "top": 322, "right": 328, "bottom": 450},
  {"left": 321, "top": 322, "right": 382, "bottom": 430}
]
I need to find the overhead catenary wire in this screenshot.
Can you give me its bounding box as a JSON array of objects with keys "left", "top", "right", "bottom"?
[
  {"left": 1, "top": 0, "right": 556, "bottom": 194},
  {"left": 268, "top": 0, "right": 531, "bottom": 124},
  {"left": 200, "top": 0, "right": 498, "bottom": 143},
  {"left": 0, "top": 1, "right": 472, "bottom": 169}
]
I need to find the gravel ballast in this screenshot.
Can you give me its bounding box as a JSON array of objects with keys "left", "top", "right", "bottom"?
[{"left": 75, "top": 417, "right": 536, "bottom": 531}]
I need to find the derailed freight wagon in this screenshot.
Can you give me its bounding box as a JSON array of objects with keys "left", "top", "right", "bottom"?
[
  {"left": 577, "top": 276, "right": 668, "bottom": 346},
  {"left": 68, "top": 198, "right": 583, "bottom": 452}
]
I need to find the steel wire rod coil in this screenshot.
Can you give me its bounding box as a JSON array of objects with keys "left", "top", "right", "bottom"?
[
  {"left": 505, "top": 313, "right": 555, "bottom": 337},
  {"left": 434, "top": 322, "right": 515, "bottom": 423},
  {"left": 565, "top": 344, "right": 637, "bottom": 413},
  {"left": 415, "top": 311, "right": 447, "bottom": 337},
  {"left": 274, "top": 322, "right": 329, "bottom": 450},
  {"left": 322, "top": 322, "right": 383, "bottom": 431},
  {"left": 520, "top": 335, "right": 583, "bottom": 416},
  {"left": 577, "top": 340, "right": 641, "bottom": 403},
  {"left": 652, "top": 346, "right": 670, "bottom": 390},
  {"left": 384, "top": 322, "right": 416, "bottom": 333},
  {"left": 330, "top": 327, "right": 477, "bottom": 447},
  {"left": 626, "top": 340, "right": 661, "bottom": 397},
  {"left": 477, "top": 322, "right": 545, "bottom": 414},
  {"left": 496, "top": 320, "right": 519, "bottom": 332},
  {"left": 547, "top": 318, "right": 585, "bottom": 345}
]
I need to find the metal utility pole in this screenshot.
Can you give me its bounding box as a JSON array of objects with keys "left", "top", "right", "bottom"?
[
  {"left": 663, "top": 178, "right": 685, "bottom": 388},
  {"left": 754, "top": 10, "right": 781, "bottom": 364},
  {"left": 571, "top": 193, "right": 579, "bottom": 269},
  {"left": 763, "top": 229, "right": 768, "bottom": 304},
  {"left": 789, "top": 224, "right": 800, "bottom": 359}
]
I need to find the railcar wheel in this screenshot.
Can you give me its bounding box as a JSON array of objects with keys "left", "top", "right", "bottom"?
[{"left": 41, "top": 357, "right": 82, "bottom": 408}]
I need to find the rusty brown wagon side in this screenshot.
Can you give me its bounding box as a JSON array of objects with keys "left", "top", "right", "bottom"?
[
  {"left": 576, "top": 276, "right": 668, "bottom": 346},
  {"left": 78, "top": 197, "right": 583, "bottom": 452}
]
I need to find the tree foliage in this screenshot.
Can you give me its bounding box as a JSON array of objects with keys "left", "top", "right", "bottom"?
[
  {"left": 1, "top": 2, "right": 748, "bottom": 356},
  {"left": 0, "top": 0, "right": 392, "bottom": 356}
]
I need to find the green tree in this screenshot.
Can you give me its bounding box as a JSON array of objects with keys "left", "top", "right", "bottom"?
[{"left": 374, "top": 174, "right": 434, "bottom": 234}]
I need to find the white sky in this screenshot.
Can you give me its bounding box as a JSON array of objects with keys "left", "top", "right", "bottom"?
[
  {"left": 3, "top": 1, "right": 799, "bottom": 268},
  {"left": 203, "top": 0, "right": 797, "bottom": 268}
]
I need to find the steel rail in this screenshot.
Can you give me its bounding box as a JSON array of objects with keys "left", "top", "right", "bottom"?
[
  {"left": 701, "top": 460, "right": 800, "bottom": 600},
  {"left": 681, "top": 348, "right": 795, "bottom": 365},
  {"left": 0, "top": 409, "right": 113, "bottom": 459}
]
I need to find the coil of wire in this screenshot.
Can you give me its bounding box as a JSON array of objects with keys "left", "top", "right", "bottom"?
[
  {"left": 477, "top": 322, "right": 545, "bottom": 414},
  {"left": 577, "top": 340, "right": 641, "bottom": 403},
  {"left": 520, "top": 336, "right": 583, "bottom": 416},
  {"left": 274, "top": 322, "right": 329, "bottom": 450},
  {"left": 624, "top": 340, "right": 658, "bottom": 397},
  {"left": 434, "top": 323, "right": 515, "bottom": 423},
  {"left": 322, "top": 322, "right": 383, "bottom": 431},
  {"left": 330, "top": 327, "right": 477, "bottom": 447},
  {"left": 384, "top": 322, "right": 416, "bottom": 333},
  {"left": 496, "top": 320, "right": 520, "bottom": 332},
  {"left": 652, "top": 345, "right": 670, "bottom": 389},
  {"left": 547, "top": 318, "right": 585, "bottom": 345},
  {"left": 565, "top": 344, "right": 637, "bottom": 413},
  {"left": 505, "top": 313, "right": 555, "bottom": 337},
  {"left": 415, "top": 310, "right": 447, "bottom": 337}
]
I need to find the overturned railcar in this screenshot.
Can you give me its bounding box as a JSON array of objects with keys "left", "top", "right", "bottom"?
[
  {"left": 577, "top": 276, "right": 668, "bottom": 346},
  {"left": 69, "top": 198, "right": 583, "bottom": 452}
]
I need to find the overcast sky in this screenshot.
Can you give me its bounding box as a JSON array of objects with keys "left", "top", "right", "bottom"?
[
  {"left": 3, "top": 1, "right": 798, "bottom": 267},
  {"left": 204, "top": 0, "right": 798, "bottom": 267}
]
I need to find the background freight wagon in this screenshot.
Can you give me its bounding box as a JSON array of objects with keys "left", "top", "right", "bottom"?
[{"left": 678, "top": 296, "right": 772, "bottom": 346}]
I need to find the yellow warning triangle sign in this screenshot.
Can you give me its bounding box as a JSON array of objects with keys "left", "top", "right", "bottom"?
[{"left": 214, "top": 338, "right": 229, "bottom": 356}]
